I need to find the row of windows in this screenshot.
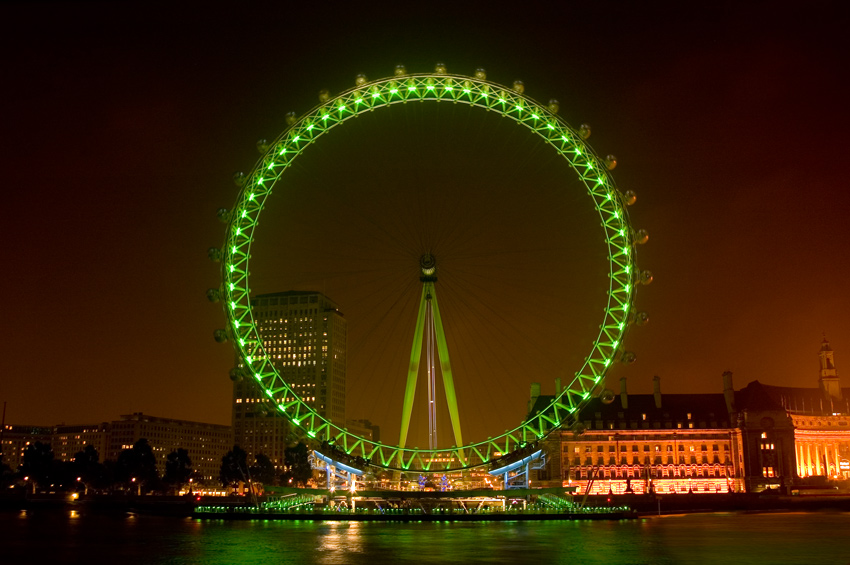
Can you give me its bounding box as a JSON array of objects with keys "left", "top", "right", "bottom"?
[
  {"left": 568, "top": 454, "right": 730, "bottom": 465},
  {"left": 256, "top": 294, "right": 321, "bottom": 306},
  {"left": 589, "top": 421, "right": 725, "bottom": 430},
  {"left": 571, "top": 466, "right": 732, "bottom": 479},
  {"left": 567, "top": 443, "right": 728, "bottom": 453}
]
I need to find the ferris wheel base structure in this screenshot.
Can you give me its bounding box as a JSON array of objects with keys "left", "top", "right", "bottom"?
[{"left": 209, "top": 63, "right": 651, "bottom": 474}]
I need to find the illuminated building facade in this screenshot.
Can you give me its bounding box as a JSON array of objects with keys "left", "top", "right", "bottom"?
[
  {"left": 108, "top": 413, "right": 231, "bottom": 484},
  {"left": 530, "top": 339, "right": 850, "bottom": 494},
  {"left": 532, "top": 377, "right": 744, "bottom": 495},
  {"left": 233, "top": 291, "right": 347, "bottom": 468}
]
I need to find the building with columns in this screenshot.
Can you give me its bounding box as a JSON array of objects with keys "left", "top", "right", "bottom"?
[{"left": 738, "top": 338, "right": 850, "bottom": 484}]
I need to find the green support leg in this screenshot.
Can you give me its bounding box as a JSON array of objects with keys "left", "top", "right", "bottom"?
[
  {"left": 398, "top": 285, "right": 429, "bottom": 458},
  {"left": 430, "top": 289, "right": 465, "bottom": 464}
]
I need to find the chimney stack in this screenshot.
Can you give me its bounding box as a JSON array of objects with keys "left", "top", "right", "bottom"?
[
  {"left": 722, "top": 371, "right": 735, "bottom": 415},
  {"left": 653, "top": 375, "right": 662, "bottom": 408},
  {"left": 528, "top": 382, "right": 541, "bottom": 415},
  {"left": 620, "top": 377, "right": 628, "bottom": 409}
]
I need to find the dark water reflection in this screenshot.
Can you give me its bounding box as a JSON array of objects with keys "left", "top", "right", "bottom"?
[{"left": 3, "top": 510, "right": 848, "bottom": 564}]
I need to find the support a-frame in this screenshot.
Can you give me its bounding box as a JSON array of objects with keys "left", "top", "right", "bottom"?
[{"left": 398, "top": 255, "right": 464, "bottom": 464}]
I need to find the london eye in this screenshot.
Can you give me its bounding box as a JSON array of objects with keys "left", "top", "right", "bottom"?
[{"left": 209, "top": 64, "right": 649, "bottom": 473}]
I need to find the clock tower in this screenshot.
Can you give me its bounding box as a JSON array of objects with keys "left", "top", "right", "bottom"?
[{"left": 818, "top": 337, "right": 842, "bottom": 401}]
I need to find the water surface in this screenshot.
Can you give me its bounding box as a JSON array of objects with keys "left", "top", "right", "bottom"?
[{"left": 3, "top": 510, "right": 847, "bottom": 564}]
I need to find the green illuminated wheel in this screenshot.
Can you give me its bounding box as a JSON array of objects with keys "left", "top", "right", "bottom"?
[{"left": 212, "top": 65, "right": 646, "bottom": 472}]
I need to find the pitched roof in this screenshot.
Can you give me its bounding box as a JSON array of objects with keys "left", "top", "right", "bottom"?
[
  {"left": 737, "top": 380, "right": 850, "bottom": 415},
  {"left": 527, "top": 391, "right": 731, "bottom": 424}
]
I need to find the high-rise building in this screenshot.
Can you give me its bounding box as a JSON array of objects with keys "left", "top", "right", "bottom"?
[{"left": 232, "top": 290, "right": 347, "bottom": 468}]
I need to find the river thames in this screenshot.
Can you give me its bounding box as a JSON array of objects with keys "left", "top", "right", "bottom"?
[{"left": 2, "top": 510, "right": 848, "bottom": 564}]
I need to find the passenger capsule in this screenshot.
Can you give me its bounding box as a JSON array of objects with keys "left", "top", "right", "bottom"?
[
  {"left": 639, "top": 270, "right": 654, "bottom": 285},
  {"left": 232, "top": 171, "right": 246, "bottom": 187},
  {"left": 635, "top": 311, "right": 649, "bottom": 325},
  {"left": 256, "top": 139, "right": 270, "bottom": 154},
  {"left": 229, "top": 367, "right": 242, "bottom": 382},
  {"left": 579, "top": 124, "right": 591, "bottom": 140},
  {"left": 394, "top": 64, "right": 407, "bottom": 76},
  {"left": 605, "top": 155, "right": 617, "bottom": 170},
  {"left": 207, "top": 247, "right": 222, "bottom": 262},
  {"left": 285, "top": 112, "right": 297, "bottom": 126},
  {"left": 620, "top": 351, "right": 637, "bottom": 364},
  {"left": 318, "top": 89, "right": 330, "bottom": 102},
  {"left": 623, "top": 190, "right": 637, "bottom": 206},
  {"left": 435, "top": 62, "right": 447, "bottom": 74},
  {"left": 512, "top": 80, "right": 525, "bottom": 94},
  {"left": 547, "top": 99, "right": 560, "bottom": 113},
  {"left": 206, "top": 288, "right": 221, "bottom": 303},
  {"left": 216, "top": 208, "right": 230, "bottom": 223},
  {"left": 634, "top": 229, "right": 649, "bottom": 245},
  {"left": 355, "top": 73, "right": 367, "bottom": 86},
  {"left": 474, "top": 68, "right": 487, "bottom": 80},
  {"left": 600, "top": 388, "right": 616, "bottom": 404},
  {"left": 213, "top": 329, "right": 228, "bottom": 343}
]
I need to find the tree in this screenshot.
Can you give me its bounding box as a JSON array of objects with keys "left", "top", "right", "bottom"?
[
  {"left": 220, "top": 445, "right": 249, "bottom": 490},
  {"left": 20, "top": 441, "right": 54, "bottom": 491},
  {"left": 0, "top": 459, "right": 14, "bottom": 488},
  {"left": 72, "top": 444, "right": 106, "bottom": 492},
  {"left": 115, "top": 438, "right": 158, "bottom": 492},
  {"left": 250, "top": 453, "right": 276, "bottom": 486},
  {"left": 281, "top": 443, "right": 313, "bottom": 487},
  {"left": 164, "top": 448, "right": 192, "bottom": 490}
]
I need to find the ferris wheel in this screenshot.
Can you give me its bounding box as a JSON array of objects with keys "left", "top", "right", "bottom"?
[{"left": 208, "top": 64, "right": 650, "bottom": 473}]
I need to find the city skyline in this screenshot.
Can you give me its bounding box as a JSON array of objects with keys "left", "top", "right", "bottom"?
[{"left": 3, "top": 3, "right": 848, "bottom": 447}]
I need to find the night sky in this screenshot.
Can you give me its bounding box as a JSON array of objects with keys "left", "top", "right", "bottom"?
[{"left": 3, "top": 2, "right": 848, "bottom": 448}]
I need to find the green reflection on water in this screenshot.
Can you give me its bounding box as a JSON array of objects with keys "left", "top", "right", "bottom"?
[{"left": 3, "top": 511, "right": 849, "bottom": 564}]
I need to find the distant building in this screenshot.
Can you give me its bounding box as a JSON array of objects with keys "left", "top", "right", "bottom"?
[
  {"left": 346, "top": 419, "right": 380, "bottom": 442},
  {"left": 233, "top": 290, "right": 347, "bottom": 468},
  {"left": 53, "top": 423, "right": 110, "bottom": 462},
  {"left": 4, "top": 414, "right": 231, "bottom": 485},
  {"left": 108, "top": 413, "right": 231, "bottom": 484},
  {"left": 231, "top": 376, "right": 291, "bottom": 469},
  {"left": 0, "top": 425, "right": 54, "bottom": 473}
]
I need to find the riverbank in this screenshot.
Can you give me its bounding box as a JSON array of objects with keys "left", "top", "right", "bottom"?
[
  {"left": 3, "top": 491, "right": 850, "bottom": 520},
  {"left": 597, "top": 492, "right": 850, "bottom": 515}
]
